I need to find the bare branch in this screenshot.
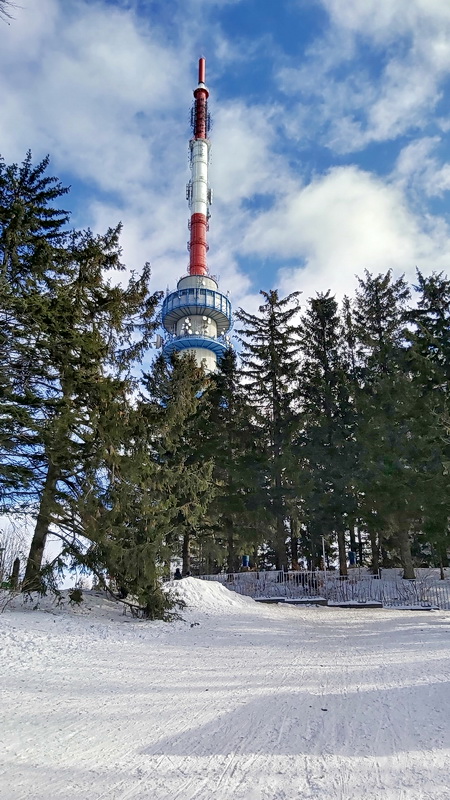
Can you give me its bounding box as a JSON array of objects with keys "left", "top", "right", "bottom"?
[{"left": 0, "top": 1, "right": 16, "bottom": 22}]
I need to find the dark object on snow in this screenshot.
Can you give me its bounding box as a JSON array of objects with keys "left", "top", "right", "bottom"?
[
  {"left": 174, "top": 568, "right": 182, "bottom": 580},
  {"left": 118, "top": 586, "right": 128, "bottom": 599},
  {"left": 190, "top": 622, "right": 200, "bottom": 627},
  {"left": 10, "top": 558, "right": 20, "bottom": 590},
  {"left": 68, "top": 587, "right": 84, "bottom": 605}
]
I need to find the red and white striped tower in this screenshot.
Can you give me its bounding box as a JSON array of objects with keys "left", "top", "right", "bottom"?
[
  {"left": 161, "top": 58, "right": 232, "bottom": 372},
  {"left": 188, "top": 57, "right": 210, "bottom": 277}
]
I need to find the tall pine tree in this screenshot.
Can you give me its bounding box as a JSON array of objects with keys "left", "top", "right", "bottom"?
[
  {"left": 235, "top": 290, "right": 301, "bottom": 570},
  {"left": 197, "top": 349, "right": 267, "bottom": 572},
  {"left": 406, "top": 271, "right": 450, "bottom": 574},
  {"left": 296, "top": 292, "right": 356, "bottom": 574},
  {"left": 353, "top": 271, "right": 418, "bottom": 578},
  {"left": 22, "top": 224, "right": 159, "bottom": 588}
]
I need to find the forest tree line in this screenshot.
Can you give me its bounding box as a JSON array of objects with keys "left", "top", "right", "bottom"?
[{"left": 0, "top": 155, "right": 449, "bottom": 616}]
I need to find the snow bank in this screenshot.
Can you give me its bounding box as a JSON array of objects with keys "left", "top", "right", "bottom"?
[
  {"left": 1, "top": 579, "right": 257, "bottom": 627},
  {"left": 1, "top": 589, "right": 136, "bottom": 623},
  {"left": 167, "top": 576, "right": 255, "bottom": 614}
]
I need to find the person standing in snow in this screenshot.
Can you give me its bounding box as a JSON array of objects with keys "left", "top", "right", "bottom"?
[{"left": 174, "top": 568, "right": 182, "bottom": 580}]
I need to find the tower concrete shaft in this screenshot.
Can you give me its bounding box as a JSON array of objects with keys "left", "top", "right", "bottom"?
[
  {"left": 188, "top": 57, "right": 210, "bottom": 277},
  {"left": 161, "top": 58, "right": 232, "bottom": 373}
]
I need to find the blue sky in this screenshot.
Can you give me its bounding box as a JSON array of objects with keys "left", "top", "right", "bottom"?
[{"left": 2, "top": 0, "right": 450, "bottom": 320}]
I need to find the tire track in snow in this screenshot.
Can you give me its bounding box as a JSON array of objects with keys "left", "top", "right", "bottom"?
[
  {"left": 163, "top": 636, "right": 321, "bottom": 800},
  {"left": 98, "top": 619, "right": 321, "bottom": 800}
]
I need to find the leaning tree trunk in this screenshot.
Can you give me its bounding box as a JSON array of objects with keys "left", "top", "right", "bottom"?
[
  {"left": 23, "top": 461, "right": 59, "bottom": 591},
  {"left": 397, "top": 527, "right": 415, "bottom": 580}
]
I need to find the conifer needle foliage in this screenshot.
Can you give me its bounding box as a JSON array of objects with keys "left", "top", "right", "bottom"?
[{"left": 1, "top": 154, "right": 449, "bottom": 602}]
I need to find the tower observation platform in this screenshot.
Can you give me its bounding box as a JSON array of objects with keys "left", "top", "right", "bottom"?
[{"left": 161, "top": 58, "right": 232, "bottom": 373}]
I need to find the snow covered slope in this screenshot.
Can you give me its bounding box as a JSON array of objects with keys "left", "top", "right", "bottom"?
[
  {"left": 169, "top": 575, "right": 257, "bottom": 613},
  {"left": 1, "top": 579, "right": 450, "bottom": 800}
]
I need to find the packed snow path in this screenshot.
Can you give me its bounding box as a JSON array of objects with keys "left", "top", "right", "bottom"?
[{"left": 1, "top": 579, "right": 450, "bottom": 800}]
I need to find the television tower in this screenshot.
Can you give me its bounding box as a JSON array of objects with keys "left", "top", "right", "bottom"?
[{"left": 161, "top": 58, "right": 232, "bottom": 372}]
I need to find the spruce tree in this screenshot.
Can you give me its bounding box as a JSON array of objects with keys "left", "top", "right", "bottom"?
[
  {"left": 198, "top": 348, "right": 267, "bottom": 572},
  {"left": 139, "top": 353, "right": 217, "bottom": 578},
  {"left": 235, "top": 290, "right": 301, "bottom": 570},
  {"left": 70, "top": 370, "right": 210, "bottom": 618},
  {"left": 353, "top": 271, "right": 418, "bottom": 578},
  {"left": 0, "top": 153, "right": 70, "bottom": 510},
  {"left": 296, "top": 292, "right": 356, "bottom": 574},
  {"left": 406, "top": 271, "right": 450, "bottom": 573},
  {"left": 22, "top": 225, "right": 159, "bottom": 589}
]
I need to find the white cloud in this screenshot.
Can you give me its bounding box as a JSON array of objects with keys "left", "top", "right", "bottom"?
[
  {"left": 2, "top": 0, "right": 450, "bottom": 326},
  {"left": 0, "top": 0, "right": 255, "bottom": 308},
  {"left": 321, "top": 0, "right": 450, "bottom": 40},
  {"left": 282, "top": 0, "right": 450, "bottom": 152},
  {"left": 0, "top": 1, "right": 195, "bottom": 184},
  {"left": 393, "top": 137, "right": 450, "bottom": 198},
  {"left": 242, "top": 166, "right": 450, "bottom": 300},
  {"left": 211, "top": 102, "right": 289, "bottom": 204}
]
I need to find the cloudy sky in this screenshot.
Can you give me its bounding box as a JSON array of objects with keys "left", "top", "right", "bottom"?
[{"left": 2, "top": 0, "right": 450, "bottom": 323}]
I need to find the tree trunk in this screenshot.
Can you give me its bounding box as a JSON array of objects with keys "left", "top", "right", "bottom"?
[
  {"left": 227, "top": 523, "right": 240, "bottom": 573},
  {"left": 369, "top": 529, "right": 380, "bottom": 574},
  {"left": 381, "top": 545, "right": 391, "bottom": 568},
  {"left": 337, "top": 529, "right": 348, "bottom": 577},
  {"left": 23, "top": 462, "right": 59, "bottom": 590},
  {"left": 349, "top": 525, "right": 357, "bottom": 555},
  {"left": 182, "top": 529, "right": 191, "bottom": 576},
  {"left": 274, "top": 515, "right": 288, "bottom": 571},
  {"left": 290, "top": 516, "right": 299, "bottom": 569},
  {"left": 398, "top": 528, "right": 415, "bottom": 580},
  {"left": 357, "top": 526, "right": 363, "bottom": 566},
  {"left": 308, "top": 528, "right": 319, "bottom": 570}
]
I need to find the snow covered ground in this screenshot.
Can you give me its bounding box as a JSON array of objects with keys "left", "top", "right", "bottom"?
[{"left": 1, "top": 578, "right": 450, "bottom": 800}]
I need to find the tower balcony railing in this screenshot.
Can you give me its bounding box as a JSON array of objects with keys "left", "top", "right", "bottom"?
[
  {"left": 162, "top": 331, "right": 232, "bottom": 359},
  {"left": 161, "top": 286, "right": 232, "bottom": 335},
  {"left": 164, "top": 331, "right": 231, "bottom": 347}
]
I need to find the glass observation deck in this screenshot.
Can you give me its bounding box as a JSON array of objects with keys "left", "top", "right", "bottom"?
[{"left": 161, "top": 286, "right": 232, "bottom": 336}]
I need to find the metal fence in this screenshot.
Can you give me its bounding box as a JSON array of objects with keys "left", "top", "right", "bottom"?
[{"left": 198, "top": 569, "right": 450, "bottom": 609}]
